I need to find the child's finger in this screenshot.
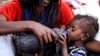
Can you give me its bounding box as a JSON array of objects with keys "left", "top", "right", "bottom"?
[
  {"left": 61, "top": 34, "right": 67, "bottom": 39},
  {"left": 59, "top": 35, "right": 64, "bottom": 41},
  {"left": 58, "top": 39, "right": 63, "bottom": 44}
]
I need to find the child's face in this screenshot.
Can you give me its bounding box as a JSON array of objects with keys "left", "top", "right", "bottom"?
[{"left": 67, "top": 20, "right": 84, "bottom": 41}]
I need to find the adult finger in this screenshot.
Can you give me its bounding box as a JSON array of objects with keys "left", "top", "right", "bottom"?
[
  {"left": 46, "top": 32, "right": 52, "bottom": 42},
  {"left": 50, "top": 30, "right": 58, "bottom": 42},
  {"left": 42, "top": 34, "right": 48, "bottom": 43},
  {"left": 38, "top": 36, "right": 43, "bottom": 48}
]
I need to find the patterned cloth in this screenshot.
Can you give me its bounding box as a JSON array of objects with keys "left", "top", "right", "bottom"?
[{"left": 68, "top": 46, "right": 87, "bottom": 56}]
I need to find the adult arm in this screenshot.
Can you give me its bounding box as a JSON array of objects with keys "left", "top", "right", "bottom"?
[
  {"left": 0, "top": 0, "right": 58, "bottom": 46},
  {"left": 0, "top": 14, "right": 30, "bottom": 35},
  {"left": 85, "top": 40, "right": 100, "bottom": 53},
  {"left": 0, "top": 14, "right": 58, "bottom": 47}
]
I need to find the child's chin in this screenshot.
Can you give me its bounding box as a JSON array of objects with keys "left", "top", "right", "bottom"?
[
  {"left": 67, "top": 37, "right": 71, "bottom": 43},
  {"left": 67, "top": 35, "right": 71, "bottom": 40}
]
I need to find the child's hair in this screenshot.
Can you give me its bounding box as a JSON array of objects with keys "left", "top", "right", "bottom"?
[
  {"left": 15, "top": 34, "right": 41, "bottom": 55},
  {"left": 72, "top": 14, "right": 99, "bottom": 41}
]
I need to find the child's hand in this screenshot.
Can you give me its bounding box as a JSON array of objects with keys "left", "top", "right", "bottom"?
[{"left": 58, "top": 34, "right": 67, "bottom": 48}]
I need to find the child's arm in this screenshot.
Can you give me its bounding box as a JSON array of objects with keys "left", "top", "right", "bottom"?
[
  {"left": 61, "top": 46, "right": 69, "bottom": 56},
  {"left": 58, "top": 34, "right": 69, "bottom": 56}
]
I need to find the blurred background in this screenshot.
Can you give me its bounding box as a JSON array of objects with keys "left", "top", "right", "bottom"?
[{"left": 0, "top": 0, "right": 11, "bottom": 6}]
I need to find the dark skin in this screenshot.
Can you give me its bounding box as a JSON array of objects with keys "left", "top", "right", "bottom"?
[
  {"left": 85, "top": 40, "right": 100, "bottom": 53},
  {"left": 85, "top": 0, "right": 100, "bottom": 53},
  {"left": 1, "top": 0, "right": 100, "bottom": 54},
  {"left": 0, "top": 14, "right": 57, "bottom": 47},
  {"left": 0, "top": 0, "right": 57, "bottom": 44},
  {"left": 1, "top": 14, "right": 100, "bottom": 53}
]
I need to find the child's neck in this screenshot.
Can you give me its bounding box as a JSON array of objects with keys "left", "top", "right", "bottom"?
[{"left": 74, "top": 41, "right": 84, "bottom": 47}]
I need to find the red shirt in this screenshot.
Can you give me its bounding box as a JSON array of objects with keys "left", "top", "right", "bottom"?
[{"left": 0, "top": 0, "right": 74, "bottom": 28}]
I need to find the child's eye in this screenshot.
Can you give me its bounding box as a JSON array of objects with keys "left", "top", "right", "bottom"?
[{"left": 71, "top": 28, "right": 75, "bottom": 32}]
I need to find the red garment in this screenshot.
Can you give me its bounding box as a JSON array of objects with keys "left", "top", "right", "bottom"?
[
  {"left": 55, "top": 2, "right": 74, "bottom": 28},
  {"left": 0, "top": 0, "right": 74, "bottom": 27}
]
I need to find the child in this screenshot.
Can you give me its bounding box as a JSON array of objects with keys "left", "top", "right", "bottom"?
[{"left": 59, "top": 14, "right": 99, "bottom": 56}]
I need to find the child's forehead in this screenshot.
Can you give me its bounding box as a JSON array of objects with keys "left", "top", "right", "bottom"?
[
  {"left": 70, "top": 19, "right": 81, "bottom": 25},
  {"left": 70, "top": 19, "right": 85, "bottom": 29},
  {"left": 71, "top": 19, "right": 86, "bottom": 25}
]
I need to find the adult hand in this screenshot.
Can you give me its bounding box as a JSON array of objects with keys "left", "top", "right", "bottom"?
[{"left": 28, "top": 21, "right": 57, "bottom": 47}]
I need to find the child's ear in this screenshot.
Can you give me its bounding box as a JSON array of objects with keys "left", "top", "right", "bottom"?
[{"left": 81, "top": 34, "right": 89, "bottom": 41}]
